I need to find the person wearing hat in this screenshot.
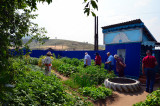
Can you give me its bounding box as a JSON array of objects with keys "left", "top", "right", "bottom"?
[
  {"left": 114, "top": 54, "right": 126, "bottom": 77},
  {"left": 94, "top": 52, "right": 102, "bottom": 67},
  {"left": 84, "top": 52, "right": 91, "bottom": 67},
  {"left": 44, "top": 51, "right": 52, "bottom": 75},
  {"left": 105, "top": 52, "right": 114, "bottom": 72}
]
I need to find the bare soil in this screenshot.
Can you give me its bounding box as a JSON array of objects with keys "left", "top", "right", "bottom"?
[
  {"left": 51, "top": 69, "right": 69, "bottom": 81},
  {"left": 38, "top": 45, "right": 68, "bottom": 50}
]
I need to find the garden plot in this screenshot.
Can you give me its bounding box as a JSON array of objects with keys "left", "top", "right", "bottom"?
[{"left": 1, "top": 55, "right": 160, "bottom": 106}]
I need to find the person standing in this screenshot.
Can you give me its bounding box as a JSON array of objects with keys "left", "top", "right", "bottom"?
[
  {"left": 105, "top": 52, "right": 114, "bottom": 72},
  {"left": 142, "top": 50, "right": 158, "bottom": 93},
  {"left": 94, "top": 52, "right": 102, "bottom": 67},
  {"left": 84, "top": 52, "right": 91, "bottom": 67},
  {"left": 44, "top": 51, "right": 52, "bottom": 75},
  {"left": 114, "top": 54, "right": 126, "bottom": 77}
]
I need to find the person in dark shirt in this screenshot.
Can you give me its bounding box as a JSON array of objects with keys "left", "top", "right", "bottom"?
[
  {"left": 142, "top": 50, "right": 158, "bottom": 93},
  {"left": 114, "top": 54, "right": 126, "bottom": 77},
  {"left": 94, "top": 52, "right": 102, "bottom": 67}
]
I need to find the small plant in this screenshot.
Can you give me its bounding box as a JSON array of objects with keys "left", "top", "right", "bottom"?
[
  {"left": 71, "top": 66, "right": 115, "bottom": 87},
  {"left": 57, "top": 64, "right": 80, "bottom": 77},
  {"left": 51, "top": 59, "right": 64, "bottom": 70},
  {"left": 0, "top": 60, "right": 91, "bottom": 106},
  {"left": 134, "top": 88, "right": 160, "bottom": 106},
  {"left": 63, "top": 79, "right": 80, "bottom": 89},
  {"left": 79, "top": 86, "right": 112, "bottom": 100}
]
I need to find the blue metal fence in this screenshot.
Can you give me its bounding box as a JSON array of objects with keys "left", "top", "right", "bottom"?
[
  {"left": 30, "top": 50, "right": 107, "bottom": 63},
  {"left": 11, "top": 47, "right": 160, "bottom": 78}
]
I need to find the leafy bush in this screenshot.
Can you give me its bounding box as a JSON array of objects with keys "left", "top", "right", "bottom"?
[
  {"left": 51, "top": 59, "right": 64, "bottom": 70},
  {"left": 79, "top": 86, "right": 112, "bottom": 100},
  {"left": 60, "top": 57, "right": 84, "bottom": 67},
  {"left": 57, "top": 64, "right": 80, "bottom": 77},
  {"left": 29, "top": 57, "right": 39, "bottom": 65},
  {"left": 71, "top": 66, "right": 115, "bottom": 87},
  {"left": 134, "top": 88, "right": 160, "bottom": 106},
  {"left": 63, "top": 79, "right": 80, "bottom": 89},
  {"left": 60, "top": 57, "right": 72, "bottom": 64},
  {"left": 71, "top": 58, "right": 81, "bottom": 66},
  {"left": 0, "top": 67, "right": 91, "bottom": 105}
]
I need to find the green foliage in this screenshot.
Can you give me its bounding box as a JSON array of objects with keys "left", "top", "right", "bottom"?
[
  {"left": 61, "top": 57, "right": 81, "bottom": 67},
  {"left": 22, "top": 55, "right": 39, "bottom": 65},
  {"left": 0, "top": 0, "right": 51, "bottom": 73},
  {"left": 52, "top": 57, "right": 115, "bottom": 88},
  {"left": 63, "top": 79, "right": 80, "bottom": 89},
  {"left": 79, "top": 86, "right": 112, "bottom": 100},
  {"left": 52, "top": 59, "right": 64, "bottom": 70},
  {"left": 0, "top": 58, "right": 91, "bottom": 105},
  {"left": 52, "top": 53, "right": 56, "bottom": 58},
  {"left": 29, "top": 57, "right": 39, "bottom": 65},
  {"left": 134, "top": 89, "right": 160, "bottom": 106},
  {"left": 83, "top": 0, "right": 98, "bottom": 16},
  {"left": 71, "top": 66, "right": 115, "bottom": 87},
  {"left": 57, "top": 64, "right": 80, "bottom": 77}
]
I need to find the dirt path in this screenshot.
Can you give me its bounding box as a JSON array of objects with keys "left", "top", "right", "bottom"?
[
  {"left": 94, "top": 86, "right": 148, "bottom": 106},
  {"left": 95, "top": 81, "right": 160, "bottom": 106},
  {"left": 106, "top": 89, "right": 148, "bottom": 106},
  {"left": 51, "top": 69, "right": 69, "bottom": 81}
]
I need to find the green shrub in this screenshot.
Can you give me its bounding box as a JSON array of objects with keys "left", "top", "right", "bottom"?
[
  {"left": 79, "top": 86, "right": 112, "bottom": 100},
  {"left": 71, "top": 58, "right": 80, "bottom": 66},
  {"left": 57, "top": 64, "right": 80, "bottom": 77},
  {"left": 61, "top": 57, "right": 72, "bottom": 64},
  {"left": 63, "top": 79, "right": 80, "bottom": 89},
  {"left": 52, "top": 59, "right": 64, "bottom": 70},
  {"left": 29, "top": 57, "right": 39, "bottom": 65},
  {"left": 134, "top": 88, "right": 160, "bottom": 106},
  {"left": 0, "top": 67, "right": 91, "bottom": 105},
  {"left": 71, "top": 66, "right": 115, "bottom": 87}
]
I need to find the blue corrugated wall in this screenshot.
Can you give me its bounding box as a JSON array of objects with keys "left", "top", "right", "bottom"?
[
  {"left": 105, "top": 43, "right": 141, "bottom": 78},
  {"left": 29, "top": 50, "right": 107, "bottom": 63}
]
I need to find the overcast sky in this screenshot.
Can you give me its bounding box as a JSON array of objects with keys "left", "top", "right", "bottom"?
[{"left": 33, "top": 0, "right": 160, "bottom": 45}]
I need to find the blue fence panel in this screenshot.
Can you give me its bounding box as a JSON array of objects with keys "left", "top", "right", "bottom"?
[{"left": 28, "top": 50, "right": 106, "bottom": 63}]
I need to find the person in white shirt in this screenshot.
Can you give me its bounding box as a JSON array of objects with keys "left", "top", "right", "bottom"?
[
  {"left": 84, "top": 52, "right": 91, "bottom": 67},
  {"left": 44, "top": 51, "right": 52, "bottom": 75}
]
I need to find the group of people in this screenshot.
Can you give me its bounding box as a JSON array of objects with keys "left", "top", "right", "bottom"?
[
  {"left": 44, "top": 50, "right": 158, "bottom": 93},
  {"left": 84, "top": 52, "right": 126, "bottom": 77}
]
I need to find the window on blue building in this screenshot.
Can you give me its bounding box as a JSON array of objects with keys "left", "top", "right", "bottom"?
[{"left": 117, "top": 49, "right": 126, "bottom": 63}]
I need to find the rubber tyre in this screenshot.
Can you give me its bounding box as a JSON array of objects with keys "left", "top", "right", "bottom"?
[{"left": 104, "top": 77, "right": 141, "bottom": 92}]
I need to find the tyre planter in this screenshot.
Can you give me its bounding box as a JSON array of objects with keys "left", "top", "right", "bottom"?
[{"left": 104, "top": 77, "right": 141, "bottom": 92}]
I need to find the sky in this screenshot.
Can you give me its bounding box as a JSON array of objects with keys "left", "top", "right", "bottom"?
[{"left": 33, "top": 0, "right": 160, "bottom": 45}]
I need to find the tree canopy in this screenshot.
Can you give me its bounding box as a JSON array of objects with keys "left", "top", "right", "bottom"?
[{"left": 0, "top": 0, "right": 98, "bottom": 72}]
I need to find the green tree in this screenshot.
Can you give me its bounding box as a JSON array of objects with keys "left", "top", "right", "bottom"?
[
  {"left": 0, "top": 0, "right": 52, "bottom": 72},
  {"left": 0, "top": 0, "right": 98, "bottom": 73}
]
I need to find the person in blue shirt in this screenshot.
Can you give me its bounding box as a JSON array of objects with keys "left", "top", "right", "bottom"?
[
  {"left": 84, "top": 52, "right": 91, "bottom": 67},
  {"left": 105, "top": 52, "right": 114, "bottom": 72}
]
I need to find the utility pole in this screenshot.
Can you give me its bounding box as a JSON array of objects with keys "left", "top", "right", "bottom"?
[
  {"left": 94, "top": 16, "right": 98, "bottom": 51},
  {"left": 94, "top": 0, "right": 98, "bottom": 51}
]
